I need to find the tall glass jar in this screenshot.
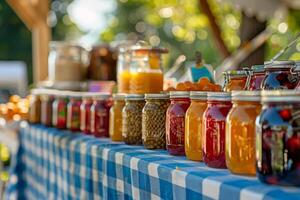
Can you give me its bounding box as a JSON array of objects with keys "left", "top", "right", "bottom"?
[
  {"left": 122, "top": 94, "right": 145, "bottom": 145},
  {"left": 52, "top": 92, "right": 68, "bottom": 129},
  {"left": 40, "top": 91, "right": 55, "bottom": 127},
  {"left": 142, "top": 93, "right": 170, "bottom": 149},
  {"left": 247, "top": 65, "right": 265, "bottom": 90},
  {"left": 28, "top": 89, "right": 41, "bottom": 124},
  {"left": 80, "top": 93, "right": 93, "bottom": 134},
  {"left": 67, "top": 93, "right": 82, "bottom": 132},
  {"left": 166, "top": 91, "right": 190, "bottom": 156},
  {"left": 117, "top": 47, "right": 131, "bottom": 93},
  {"left": 256, "top": 90, "right": 300, "bottom": 186},
  {"left": 226, "top": 91, "right": 261, "bottom": 176},
  {"left": 185, "top": 91, "right": 207, "bottom": 161},
  {"left": 203, "top": 92, "right": 232, "bottom": 168},
  {"left": 109, "top": 94, "right": 126, "bottom": 141},
  {"left": 223, "top": 70, "right": 248, "bottom": 92}
]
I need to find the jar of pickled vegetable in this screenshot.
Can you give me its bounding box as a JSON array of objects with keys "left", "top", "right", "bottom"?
[
  {"left": 185, "top": 91, "right": 207, "bottom": 161},
  {"left": 166, "top": 91, "right": 190, "bottom": 156},
  {"left": 247, "top": 65, "right": 265, "bottom": 90},
  {"left": 67, "top": 93, "right": 82, "bottom": 132},
  {"left": 80, "top": 93, "right": 93, "bottom": 134},
  {"left": 40, "top": 91, "right": 55, "bottom": 126},
  {"left": 91, "top": 93, "right": 111, "bottom": 137},
  {"left": 142, "top": 93, "right": 170, "bottom": 149},
  {"left": 203, "top": 92, "right": 231, "bottom": 168},
  {"left": 262, "top": 61, "right": 298, "bottom": 90},
  {"left": 28, "top": 89, "right": 41, "bottom": 124},
  {"left": 122, "top": 94, "right": 145, "bottom": 145},
  {"left": 256, "top": 90, "right": 300, "bottom": 186},
  {"left": 52, "top": 92, "right": 68, "bottom": 129},
  {"left": 226, "top": 91, "right": 261, "bottom": 176},
  {"left": 117, "top": 46, "right": 131, "bottom": 93},
  {"left": 223, "top": 70, "right": 248, "bottom": 92},
  {"left": 109, "top": 93, "right": 126, "bottom": 141}
]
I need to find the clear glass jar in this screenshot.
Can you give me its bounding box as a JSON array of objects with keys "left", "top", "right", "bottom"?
[
  {"left": 203, "top": 92, "right": 232, "bottom": 168},
  {"left": 67, "top": 93, "right": 82, "bottom": 132},
  {"left": 248, "top": 65, "right": 265, "bottom": 90},
  {"left": 109, "top": 94, "right": 126, "bottom": 141},
  {"left": 256, "top": 90, "right": 300, "bottom": 186},
  {"left": 40, "top": 91, "right": 55, "bottom": 127},
  {"left": 142, "top": 93, "right": 170, "bottom": 149},
  {"left": 185, "top": 91, "right": 207, "bottom": 161},
  {"left": 223, "top": 70, "right": 248, "bottom": 92},
  {"left": 80, "top": 93, "right": 93, "bottom": 134},
  {"left": 122, "top": 94, "right": 145, "bottom": 145},
  {"left": 52, "top": 92, "right": 68, "bottom": 129},
  {"left": 226, "top": 91, "right": 261, "bottom": 176},
  {"left": 117, "top": 47, "right": 131, "bottom": 93},
  {"left": 28, "top": 89, "right": 41, "bottom": 124},
  {"left": 166, "top": 91, "right": 190, "bottom": 156}
]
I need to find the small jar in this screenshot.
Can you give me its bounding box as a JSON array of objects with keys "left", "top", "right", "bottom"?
[
  {"left": 109, "top": 93, "right": 126, "bottom": 141},
  {"left": 80, "top": 93, "right": 93, "bottom": 134},
  {"left": 91, "top": 93, "right": 111, "bottom": 137},
  {"left": 67, "top": 93, "right": 82, "bottom": 132},
  {"left": 122, "top": 94, "right": 145, "bottom": 145},
  {"left": 52, "top": 92, "right": 68, "bottom": 129},
  {"left": 226, "top": 91, "right": 261, "bottom": 176},
  {"left": 185, "top": 91, "right": 207, "bottom": 161},
  {"left": 223, "top": 70, "right": 248, "bottom": 92},
  {"left": 261, "top": 61, "right": 298, "bottom": 90},
  {"left": 203, "top": 92, "right": 232, "bottom": 168},
  {"left": 256, "top": 90, "right": 300, "bottom": 186},
  {"left": 40, "top": 91, "right": 55, "bottom": 126},
  {"left": 166, "top": 91, "right": 190, "bottom": 156},
  {"left": 142, "top": 93, "right": 170, "bottom": 149},
  {"left": 248, "top": 65, "right": 266, "bottom": 90},
  {"left": 28, "top": 89, "right": 41, "bottom": 124}
]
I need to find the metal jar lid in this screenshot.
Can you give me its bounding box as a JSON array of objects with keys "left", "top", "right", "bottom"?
[
  {"left": 145, "top": 93, "right": 169, "bottom": 100},
  {"left": 207, "top": 92, "right": 231, "bottom": 101},
  {"left": 251, "top": 65, "right": 265, "bottom": 73},
  {"left": 232, "top": 90, "right": 260, "bottom": 101},
  {"left": 68, "top": 91, "right": 83, "bottom": 99},
  {"left": 223, "top": 70, "right": 248, "bottom": 78},
  {"left": 190, "top": 91, "right": 207, "bottom": 100},
  {"left": 125, "top": 94, "right": 144, "bottom": 101},
  {"left": 264, "top": 60, "right": 295, "bottom": 69},
  {"left": 112, "top": 93, "right": 126, "bottom": 100},
  {"left": 261, "top": 90, "right": 300, "bottom": 103},
  {"left": 91, "top": 92, "right": 111, "bottom": 100},
  {"left": 170, "top": 91, "right": 190, "bottom": 99}
]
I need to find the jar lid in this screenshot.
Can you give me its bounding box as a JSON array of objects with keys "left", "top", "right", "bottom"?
[
  {"left": 112, "top": 93, "right": 126, "bottom": 100},
  {"left": 91, "top": 92, "right": 111, "bottom": 100},
  {"left": 264, "top": 60, "right": 295, "bottom": 69},
  {"left": 190, "top": 91, "right": 207, "bottom": 100},
  {"left": 170, "top": 91, "right": 189, "bottom": 98},
  {"left": 55, "top": 91, "right": 68, "bottom": 98},
  {"left": 222, "top": 70, "right": 247, "bottom": 78},
  {"left": 130, "top": 41, "right": 168, "bottom": 54},
  {"left": 207, "top": 92, "right": 231, "bottom": 101},
  {"left": 145, "top": 93, "right": 169, "bottom": 99},
  {"left": 261, "top": 90, "right": 300, "bottom": 102},
  {"left": 125, "top": 94, "right": 144, "bottom": 100},
  {"left": 232, "top": 90, "right": 260, "bottom": 101},
  {"left": 251, "top": 65, "right": 265, "bottom": 73},
  {"left": 68, "top": 92, "right": 83, "bottom": 99}
]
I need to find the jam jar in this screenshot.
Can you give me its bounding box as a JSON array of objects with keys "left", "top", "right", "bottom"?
[
  {"left": 142, "top": 93, "right": 170, "bottom": 149},
  {"left": 223, "top": 70, "right": 248, "bottom": 92},
  {"left": 166, "top": 91, "right": 190, "bottom": 156},
  {"left": 256, "top": 90, "right": 300, "bottom": 186},
  {"left": 109, "top": 93, "right": 126, "bottom": 141},
  {"left": 226, "top": 91, "right": 261, "bottom": 176},
  {"left": 261, "top": 60, "right": 298, "bottom": 90},
  {"left": 28, "top": 89, "right": 41, "bottom": 124},
  {"left": 91, "top": 93, "right": 111, "bottom": 137},
  {"left": 203, "top": 92, "right": 232, "bottom": 168},
  {"left": 80, "top": 93, "right": 93, "bottom": 134},
  {"left": 185, "top": 91, "right": 207, "bottom": 161},
  {"left": 52, "top": 92, "right": 68, "bottom": 129},
  {"left": 248, "top": 65, "right": 265, "bottom": 90},
  {"left": 40, "top": 90, "right": 55, "bottom": 126},
  {"left": 67, "top": 92, "right": 82, "bottom": 132},
  {"left": 122, "top": 94, "right": 145, "bottom": 145}
]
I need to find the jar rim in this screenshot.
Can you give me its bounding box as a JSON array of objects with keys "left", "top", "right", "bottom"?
[
  {"left": 112, "top": 93, "right": 126, "bottom": 100},
  {"left": 145, "top": 93, "right": 169, "bottom": 99},
  {"left": 261, "top": 90, "right": 300, "bottom": 102},
  {"left": 170, "top": 91, "right": 189, "bottom": 98},
  {"left": 251, "top": 65, "right": 265, "bottom": 73},
  {"left": 125, "top": 94, "right": 144, "bottom": 100},
  {"left": 222, "top": 70, "right": 247, "bottom": 78},
  {"left": 190, "top": 91, "right": 207, "bottom": 100},
  {"left": 207, "top": 92, "right": 231, "bottom": 101},
  {"left": 264, "top": 60, "right": 295, "bottom": 69},
  {"left": 232, "top": 90, "right": 260, "bottom": 101},
  {"left": 91, "top": 92, "right": 111, "bottom": 100}
]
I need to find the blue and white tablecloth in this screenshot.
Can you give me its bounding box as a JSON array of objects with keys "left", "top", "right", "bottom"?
[{"left": 6, "top": 124, "right": 300, "bottom": 200}]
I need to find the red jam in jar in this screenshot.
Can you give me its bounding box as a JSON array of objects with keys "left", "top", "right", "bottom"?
[
  {"left": 256, "top": 90, "right": 300, "bottom": 186},
  {"left": 203, "top": 92, "right": 232, "bottom": 168},
  {"left": 40, "top": 91, "right": 54, "bottom": 127},
  {"left": 91, "top": 93, "right": 111, "bottom": 137},
  {"left": 80, "top": 93, "right": 93, "bottom": 134},
  {"left": 166, "top": 91, "right": 190, "bottom": 156},
  {"left": 248, "top": 65, "right": 265, "bottom": 90},
  {"left": 67, "top": 93, "right": 82, "bottom": 132},
  {"left": 52, "top": 93, "right": 68, "bottom": 129}
]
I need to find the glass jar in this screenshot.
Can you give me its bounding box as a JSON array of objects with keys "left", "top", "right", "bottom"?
[
  {"left": 52, "top": 92, "right": 68, "bottom": 129},
  {"left": 166, "top": 91, "right": 190, "bottom": 156},
  {"left": 185, "top": 91, "right": 207, "bottom": 161},
  {"left": 223, "top": 70, "right": 248, "bottom": 92},
  {"left": 122, "top": 94, "right": 145, "bottom": 145},
  {"left": 256, "top": 90, "right": 300, "bottom": 186},
  {"left": 28, "top": 89, "right": 41, "bottom": 124},
  {"left": 142, "top": 93, "right": 170, "bottom": 149},
  {"left": 67, "top": 93, "right": 82, "bottom": 132},
  {"left": 117, "top": 46, "right": 131, "bottom": 93},
  {"left": 248, "top": 65, "right": 265, "bottom": 90},
  {"left": 261, "top": 61, "right": 298, "bottom": 90},
  {"left": 203, "top": 92, "right": 232, "bottom": 168},
  {"left": 109, "top": 94, "right": 126, "bottom": 141},
  {"left": 91, "top": 93, "right": 111, "bottom": 137},
  {"left": 40, "top": 91, "right": 55, "bottom": 127},
  {"left": 80, "top": 93, "right": 93, "bottom": 134},
  {"left": 226, "top": 91, "right": 261, "bottom": 176}
]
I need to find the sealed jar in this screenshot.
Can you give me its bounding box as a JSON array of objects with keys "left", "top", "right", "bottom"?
[
  {"left": 80, "top": 93, "right": 93, "bottom": 134},
  {"left": 142, "top": 93, "right": 170, "bottom": 149},
  {"left": 166, "top": 91, "right": 190, "bottom": 156},
  {"left": 223, "top": 70, "right": 248, "bottom": 92},
  {"left": 67, "top": 93, "right": 82, "bottom": 132},
  {"left": 203, "top": 92, "right": 232, "bottom": 168},
  {"left": 122, "top": 94, "right": 145, "bottom": 145},
  {"left": 256, "top": 90, "right": 300, "bottom": 186},
  {"left": 248, "top": 65, "right": 265, "bottom": 90},
  {"left": 226, "top": 91, "right": 261, "bottom": 176},
  {"left": 28, "top": 89, "right": 41, "bottom": 124},
  {"left": 52, "top": 92, "right": 68, "bottom": 129},
  {"left": 109, "top": 94, "right": 126, "bottom": 141},
  {"left": 185, "top": 91, "right": 207, "bottom": 161},
  {"left": 262, "top": 61, "right": 298, "bottom": 90},
  {"left": 40, "top": 90, "right": 55, "bottom": 126}
]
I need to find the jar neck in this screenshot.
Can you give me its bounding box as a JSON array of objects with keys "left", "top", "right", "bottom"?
[
  {"left": 207, "top": 100, "right": 231, "bottom": 106},
  {"left": 233, "top": 101, "right": 260, "bottom": 106},
  {"left": 190, "top": 99, "right": 206, "bottom": 104},
  {"left": 146, "top": 99, "right": 169, "bottom": 103},
  {"left": 171, "top": 98, "right": 190, "bottom": 104}
]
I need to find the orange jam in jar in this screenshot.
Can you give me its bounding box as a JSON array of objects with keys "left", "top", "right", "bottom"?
[
  {"left": 226, "top": 91, "right": 261, "bottom": 176},
  {"left": 223, "top": 70, "right": 248, "bottom": 92},
  {"left": 185, "top": 91, "right": 207, "bottom": 161},
  {"left": 109, "top": 93, "right": 126, "bottom": 141}
]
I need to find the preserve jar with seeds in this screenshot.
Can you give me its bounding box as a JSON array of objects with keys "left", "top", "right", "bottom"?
[
  {"left": 52, "top": 92, "right": 68, "bottom": 129},
  {"left": 67, "top": 92, "right": 82, "bottom": 132},
  {"left": 80, "top": 93, "right": 93, "bottom": 134},
  {"left": 28, "top": 89, "right": 41, "bottom": 124},
  {"left": 142, "top": 93, "right": 170, "bottom": 149},
  {"left": 109, "top": 93, "right": 126, "bottom": 141},
  {"left": 122, "top": 94, "right": 145, "bottom": 145}
]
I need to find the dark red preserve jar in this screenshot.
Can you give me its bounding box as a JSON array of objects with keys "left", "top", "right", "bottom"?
[
  {"left": 40, "top": 91, "right": 54, "bottom": 127},
  {"left": 80, "top": 93, "right": 93, "bottom": 134},
  {"left": 248, "top": 65, "right": 265, "bottom": 90},
  {"left": 203, "top": 92, "right": 232, "bottom": 168},
  {"left": 52, "top": 92, "right": 68, "bottom": 129},
  {"left": 67, "top": 92, "right": 82, "bottom": 132}
]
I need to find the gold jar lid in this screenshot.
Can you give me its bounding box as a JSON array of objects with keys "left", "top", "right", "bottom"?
[
  {"left": 190, "top": 91, "right": 207, "bottom": 100},
  {"left": 125, "top": 94, "right": 144, "bottom": 101}
]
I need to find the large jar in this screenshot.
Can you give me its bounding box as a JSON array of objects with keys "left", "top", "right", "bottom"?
[
  {"left": 67, "top": 93, "right": 82, "bottom": 132},
  {"left": 203, "top": 92, "right": 231, "bottom": 168},
  {"left": 52, "top": 92, "right": 68, "bottom": 129},
  {"left": 40, "top": 91, "right": 55, "bottom": 126},
  {"left": 28, "top": 89, "right": 41, "bottom": 124},
  {"left": 261, "top": 61, "right": 298, "bottom": 90},
  {"left": 91, "top": 93, "right": 111, "bottom": 137},
  {"left": 166, "top": 91, "right": 190, "bottom": 156},
  {"left": 142, "top": 93, "right": 170, "bottom": 149},
  {"left": 117, "top": 47, "right": 131, "bottom": 93},
  {"left": 122, "top": 94, "right": 145, "bottom": 145},
  {"left": 256, "top": 90, "right": 300, "bottom": 186},
  {"left": 248, "top": 65, "right": 265, "bottom": 90},
  {"left": 185, "top": 91, "right": 207, "bottom": 161},
  {"left": 109, "top": 94, "right": 126, "bottom": 141},
  {"left": 80, "top": 93, "right": 93, "bottom": 135},
  {"left": 223, "top": 70, "right": 248, "bottom": 92},
  {"left": 226, "top": 91, "right": 261, "bottom": 176}
]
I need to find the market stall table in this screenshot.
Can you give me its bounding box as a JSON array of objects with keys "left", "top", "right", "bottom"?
[{"left": 6, "top": 124, "right": 300, "bottom": 200}]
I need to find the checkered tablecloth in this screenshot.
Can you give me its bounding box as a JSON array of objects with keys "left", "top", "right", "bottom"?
[{"left": 5, "top": 124, "right": 300, "bottom": 200}]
